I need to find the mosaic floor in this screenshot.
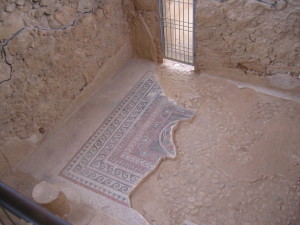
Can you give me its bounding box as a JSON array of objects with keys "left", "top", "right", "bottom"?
[{"left": 60, "top": 72, "right": 194, "bottom": 206}]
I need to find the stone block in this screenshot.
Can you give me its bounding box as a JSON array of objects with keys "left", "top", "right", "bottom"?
[
  {"left": 5, "top": 3, "right": 16, "bottom": 13},
  {"left": 132, "top": 0, "right": 156, "bottom": 11},
  {"left": 32, "top": 181, "right": 71, "bottom": 218},
  {"left": 54, "top": 6, "right": 76, "bottom": 25}
]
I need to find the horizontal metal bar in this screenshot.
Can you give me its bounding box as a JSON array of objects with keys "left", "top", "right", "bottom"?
[
  {"left": 165, "top": 52, "right": 193, "bottom": 58},
  {"left": 164, "top": 56, "right": 193, "bottom": 65},
  {"left": 164, "top": 50, "right": 193, "bottom": 56},
  {"left": 164, "top": 51, "right": 193, "bottom": 56},
  {"left": 164, "top": 47, "right": 194, "bottom": 53},
  {"left": 163, "top": 43, "right": 193, "bottom": 51},
  {"left": 165, "top": 50, "right": 193, "bottom": 55},
  {"left": 162, "top": 27, "right": 193, "bottom": 33},
  {"left": 162, "top": 22, "right": 193, "bottom": 28},
  {"left": 0, "top": 181, "right": 71, "bottom": 225},
  {"left": 165, "top": 53, "right": 193, "bottom": 60},
  {"left": 161, "top": 18, "right": 193, "bottom": 25},
  {"left": 162, "top": 24, "right": 193, "bottom": 30},
  {"left": 162, "top": 23, "right": 193, "bottom": 31},
  {"left": 167, "top": 0, "right": 193, "bottom": 5},
  {"left": 165, "top": 55, "right": 193, "bottom": 62},
  {"left": 165, "top": 49, "right": 193, "bottom": 53}
]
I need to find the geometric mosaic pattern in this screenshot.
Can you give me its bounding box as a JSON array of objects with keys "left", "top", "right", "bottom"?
[{"left": 60, "top": 72, "right": 194, "bottom": 206}]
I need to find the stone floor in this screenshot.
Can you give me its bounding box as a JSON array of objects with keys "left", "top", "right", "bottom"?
[
  {"left": 17, "top": 59, "right": 157, "bottom": 225},
  {"left": 1, "top": 58, "right": 300, "bottom": 225},
  {"left": 59, "top": 71, "right": 193, "bottom": 207},
  {"left": 132, "top": 60, "right": 300, "bottom": 225}
]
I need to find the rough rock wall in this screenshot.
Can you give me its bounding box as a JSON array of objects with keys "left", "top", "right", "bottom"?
[
  {"left": 0, "top": 0, "right": 131, "bottom": 142},
  {"left": 195, "top": 0, "right": 300, "bottom": 79},
  {"left": 125, "top": 0, "right": 163, "bottom": 62},
  {"left": 126, "top": 0, "right": 299, "bottom": 84}
]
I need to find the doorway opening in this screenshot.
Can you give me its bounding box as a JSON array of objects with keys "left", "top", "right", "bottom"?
[{"left": 159, "top": 0, "right": 195, "bottom": 65}]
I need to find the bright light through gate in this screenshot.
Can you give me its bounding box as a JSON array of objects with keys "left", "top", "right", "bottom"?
[{"left": 159, "top": 0, "right": 195, "bottom": 65}]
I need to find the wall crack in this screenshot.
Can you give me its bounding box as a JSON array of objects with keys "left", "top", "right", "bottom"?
[{"left": 0, "top": 2, "right": 102, "bottom": 86}]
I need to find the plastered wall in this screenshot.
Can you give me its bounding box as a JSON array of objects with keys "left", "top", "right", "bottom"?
[
  {"left": 1, "top": 0, "right": 299, "bottom": 143},
  {"left": 0, "top": 0, "right": 132, "bottom": 142},
  {"left": 195, "top": 0, "right": 300, "bottom": 79}
]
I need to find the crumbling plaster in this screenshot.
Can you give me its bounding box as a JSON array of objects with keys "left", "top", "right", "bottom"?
[
  {"left": 130, "top": 0, "right": 300, "bottom": 89},
  {"left": 1, "top": 0, "right": 299, "bottom": 146},
  {"left": 0, "top": 0, "right": 133, "bottom": 143},
  {"left": 125, "top": 0, "right": 163, "bottom": 62},
  {"left": 194, "top": 0, "right": 300, "bottom": 80}
]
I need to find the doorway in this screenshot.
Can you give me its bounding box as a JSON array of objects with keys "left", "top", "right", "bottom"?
[{"left": 159, "top": 0, "right": 195, "bottom": 65}]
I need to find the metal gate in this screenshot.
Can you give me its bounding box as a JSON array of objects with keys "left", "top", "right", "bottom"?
[{"left": 159, "top": 0, "right": 195, "bottom": 65}]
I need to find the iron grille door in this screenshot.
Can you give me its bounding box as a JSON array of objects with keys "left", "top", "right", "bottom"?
[{"left": 159, "top": 0, "right": 195, "bottom": 65}]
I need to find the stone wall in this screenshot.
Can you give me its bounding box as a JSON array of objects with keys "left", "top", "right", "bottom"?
[
  {"left": 128, "top": 0, "right": 299, "bottom": 89},
  {"left": 0, "top": 0, "right": 132, "bottom": 142},
  {"left": 1, "top": 0, "right": 299, "bottom": 143},
  {"left": 126, "top": 0, "right": 163, "bottom": 62},
  {"left": 195, "top": 0, "right": 300, "bottom": 79}
]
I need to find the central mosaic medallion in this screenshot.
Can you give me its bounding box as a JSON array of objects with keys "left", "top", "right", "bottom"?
[{"left": 60, "top": 72, "right": 194, "bottom": 206}]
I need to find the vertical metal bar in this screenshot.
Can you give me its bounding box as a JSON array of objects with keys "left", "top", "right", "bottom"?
[
  {"left": 193, "top": 0, "right": 196, "bottom": 65},
  {"left": 165, "top": 0, "right": 168, "bottom": 58},
  {"left": 158, "top": 0, "right": 165, "bottom": 58},
  {"left": 178, "top": 0, "right": 181, "bottom": 61},
  {"left": 183, "top": 0, "right": 185, "bottom": 63},
  {"left": 186, "top": 0, "right": 188, "bottom": 63},
  {"left": 164, "top": 0, "right": 168, "bottom": 58},
  {"left": 190, "top": 0, "right": 193, "bottom": 64},
  {"left": 168, "top": 0, "right": 171, "bottom": 59},
  {"left": 177, "top": 1, "right": 179, "bottom": 61},
  {"left": 187, "top": 0, "right": 191, "bottom": 62},
  {"left": 174, "top": 0, "right": 176, "bottom": 60},
  {"left": 176, "top": 0, "right": 178, "bottom": 61},
  {"left": 188, "top": 0, "right": 193, "bottom": 63}
]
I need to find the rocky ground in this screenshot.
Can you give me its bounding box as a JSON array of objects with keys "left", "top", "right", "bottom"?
[
  {"left": 1, "top": 0, "right": 299, "bottom": 224},
  {"left": 1, "top": 58, "right": 299, "bottom": 225},
  {"left": 131, "top": 60, "right": 300, "bottom": 225}
]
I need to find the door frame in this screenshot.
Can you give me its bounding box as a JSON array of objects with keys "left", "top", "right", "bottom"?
[{"left": 158, "top": 0, "right": 196, "bottom": 65}]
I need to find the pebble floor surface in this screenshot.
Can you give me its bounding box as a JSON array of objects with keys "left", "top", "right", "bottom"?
[{"left": 2, "top": 58, "right": 300, "bottom": 225}]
